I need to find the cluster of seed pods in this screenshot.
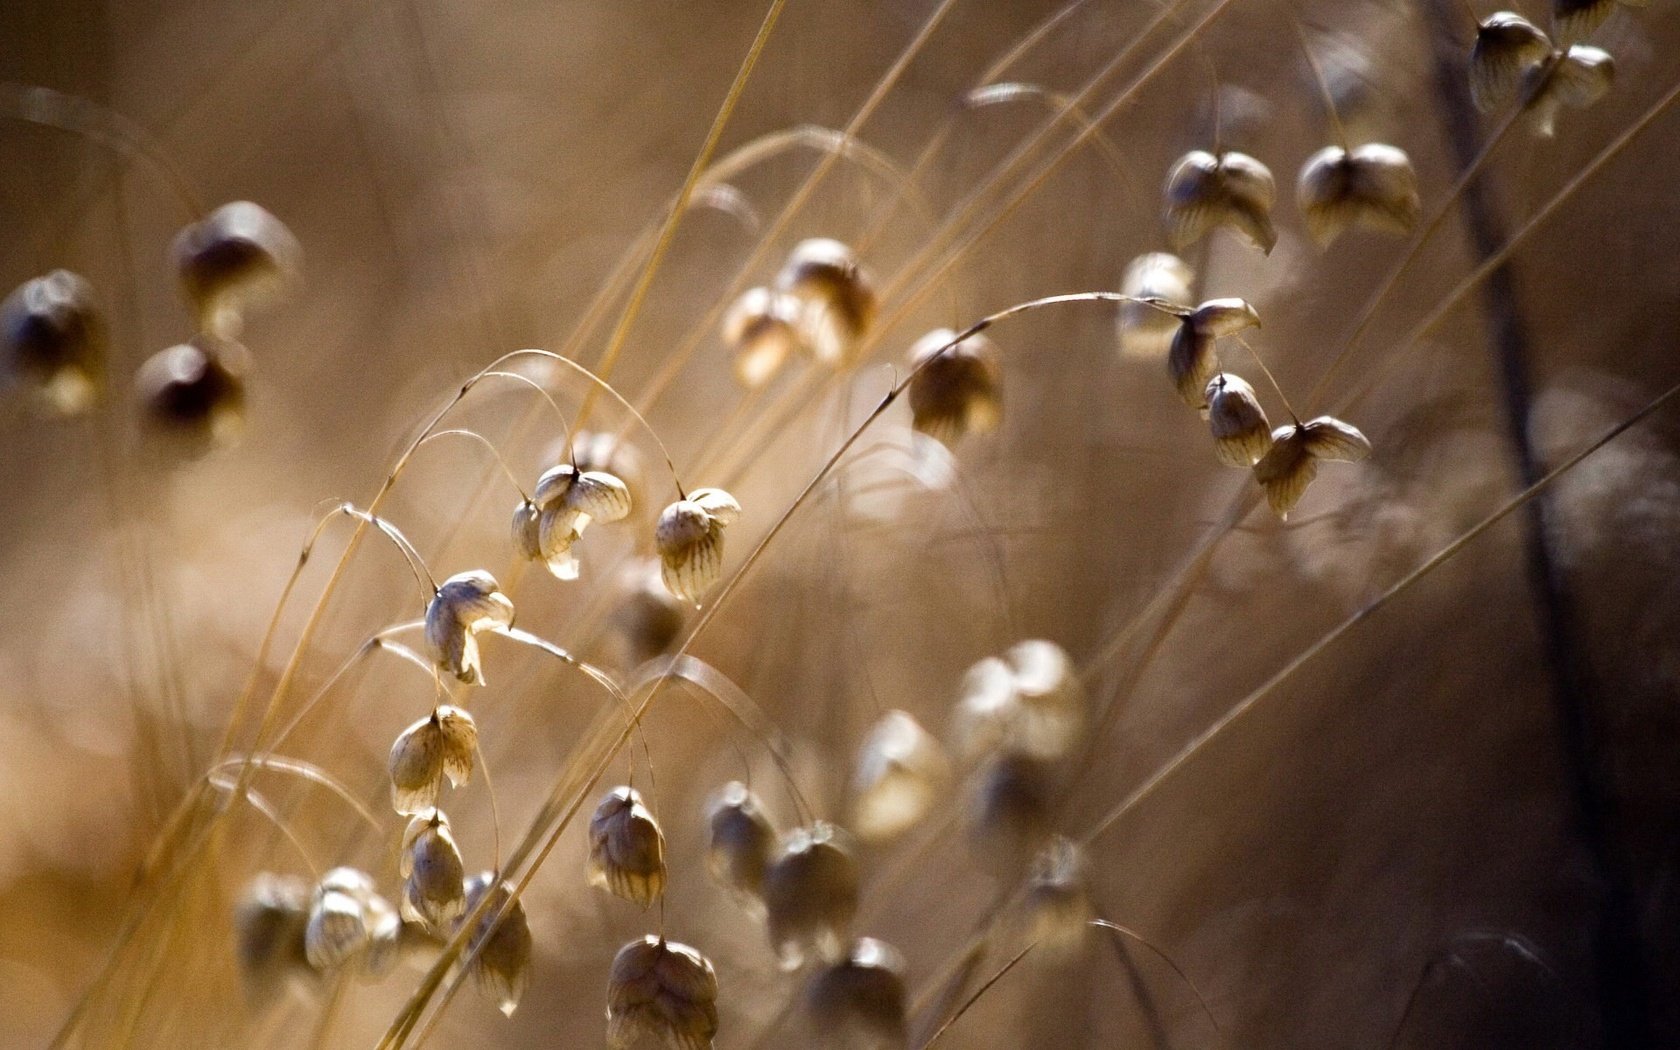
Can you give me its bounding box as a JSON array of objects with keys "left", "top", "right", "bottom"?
[{"left": 721, "top": 237, "right": 879, "bottom": 388}]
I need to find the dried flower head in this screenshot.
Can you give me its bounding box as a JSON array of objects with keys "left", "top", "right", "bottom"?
[
  {"left": 135, "top": 337, "right": 250, "bottom": 453},
  {"left": 850, "top": 710, "right": 951, "bottom": 843},
  {"left": 722, "top": 286, "right": 803, "bottom": 388},
  {"left": 1470, "top": 12, "right": 1554, "bottom": 113},
  {"left": 906, "top": 328, "right": 1002, "bottom": 447},
  {"left": 1167, "top": 299, "right": 1261, "bottom": 410},
  {"left": 400, "top": 808, "right": 466, "bottom": 928},
  {"left": 1523, "top": 45, "right": 1615, "bottom": 138},
  {"left": 804, "top": 938, "right": 909, "bottom": 1050},
  {"left": 388, "top": 705, "right": 479, "bottom": 814},
  {"left": 656, "top": 487, "right": 741, "bottom": 604},
  {"left": 607, "top": 935, "right": 720, "bottom": 1050},
  {"left": 460, "top": 872, "right": 533, "bottom": 1017},
  {"left": 1295, "top": 143, "right": 1420, "bottom": 246},
  {"left": 1, "top": 270, "right": 104, "bottom": 415},
  {"left": 235, "top": 872, "right": 315, "bottom": 1003},
  {"left": 706, "top": 781, "right": 777, "bottom": 906},
  {"left": 1206, "top": 373, "right": 1274, "bottom": 467},
  {"left": 588, "top": 785, "right": 667, "bottom": 908},
  {"left": 528, "top": 463, "right": 634, "bottom": 580},
  {"left": 763, "top": 822, "right": 861, "bottom": 970},
  {"left": 1024, "top": 837, "right": 1095, "bottom": 956},
  {"left": 954, "top": 639, "right": 1087, "bottom": 763},
  {"left": 171, "top": 200, "right": 301, "bottom": 338},
  {"left": 1163, "top": 150, "right": 1277, "bottom": 253},
  {"left": 965, "top": 751, "right": 1055, "bottom": 874},
  {"left": 1552, "top": 0, "right": 1647, "bottom": 45},
  {"left": 424, "top": 569, "right": 515, "bottom": 684},
  {"left": 1253, "top": 415, "right": 1374, "bottom": 518},
  {"left": 776, "top": 238, "right": 877, "bottom": 366},
  {"left": 607, "top": 558, "right": 687, "bottom": 669},
  {"left": 304, "top": 867, "right": 400, "bottom": 976},
  {"left": 1117, "top": 252, "right": 1194, "bottom": 360}
]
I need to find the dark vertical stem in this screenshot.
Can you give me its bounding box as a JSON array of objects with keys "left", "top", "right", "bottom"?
[{"left": 1420, "top": 6, "right": 1652, "bottom": 1046}]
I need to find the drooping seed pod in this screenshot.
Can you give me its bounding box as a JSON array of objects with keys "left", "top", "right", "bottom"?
[
  {"left": 706, "top": 781, "right": 777, "bottom": 906},
  {"left": 460, "top": 872, "right": 533, "bottom": 1017},
  {"left": 588, "top": 786, "right": 667, "bottom": 908},
  {"left": 1117, "top": 253, "right": 1194, "bottom": 360},
  {"left": 804, "top": 938, "right": 909, "bottom": 1050},
  {"left": 1163, "top": 150, "right": 1278, "bottom": 253},
  {"left": 1523, "top": 45, "right": 1615, "bottom": 138},
  {"left": 135, "top": 337, "right": 250, "bottom": 453},
  {"left": 304, "top": 867, "right": 399, "bottom": 976},
  {"left": 776, "top": 238, "right": 877, "bottom": 367},
  {"left": 1552, "top": 0, "right": 1648, "bottom": 46},
  {"left": 511, "top": 498, "right": 543, "bottom": 563},
  {"left": 0, "top": 270, "right": 105, "bottom": 415},
  {"left": 235, "top": 872, "right": 315, "bottom": 1003},
  {"left": 965, "top": 751, "right": 1055, "bottom": 874},
  {"left": 1205, "top": 373, "right": 1274, "bottom": 467},
  {"left": 953, "top": 639, "right": 1086, "bottom": 763},
  {"left": 763, "top": 822, "right": 860, "bottom": 970},
  {"left": 400, "top": 809, "right": 467, "bottom": 928},
  {"left": 1167, "top": 299, "right": 1261, "bottom": 410},
  {"left": 606, "top": 935, "right": 720, "bottom": 1050},
  {"left": 529, "top": 463, "right": 634, "bottom": 580},
  {"left": 905, "top": 328, "right": 1002, "bottom": 447},
  {"left": 1295, "top": 144, "right": 1420, "bottom": 247},
  {"left": 723, "top": 286, "right": 803, "bottom": 388},
  {"left": 607, "top": 559, "right": 687, "bottom": 669},
  {"left": 656, "top": 487, "right": 741, "bottom": 604},
  {"left": 1023, "top": 837, "right": 1095, "bottom": 956},
  {"left": 388, "top": 705, "right": 479, "bottom": 814},
  {"left": 1252, "top": 415, "right": 1373, "bottom": 518},
  {"left": 171, "top": 201, "right": 301, "bottom": 338},
  {"left": 424, "top": 570, "right": 515, "bottom": 684},
  {"left": 1470, "top": 13, "right": 1554, "bottom": 113},
  {"left": 850, "top": 710, "right": 951, "bottom": 843}
]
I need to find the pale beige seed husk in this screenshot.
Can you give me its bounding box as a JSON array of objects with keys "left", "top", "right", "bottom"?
[
  {"left": 1470, "top": 13, "right": 1553, "bottom": 113},
  {"left": 688, "top": 486, "right": 741, "bottom": 525},
  {"left": 1164, "top": 150, "right": 1278, "bottom": 253},
  {"left": 305, "top": 867, "right": 388, "bottom": 974},
  {"left": 1298, "top": 416, "right": 1373, "bottom": 462},
  {"left": 1118, "top": 252, "right": 1194, "bottom": 360},
  {"left": 401, "top": 811, "right": 466, "bottom": 927},
  {"left": 850, "top": 710, "right": 951, "bottom": 843},
  {"left": 537, "top": 503, "right": 585, "bottom": 581},
  {"left": 510, "top": 499, "right": 542, "bottom": 563},
  {"left": 906, "top": 328, "right": 1002, "bottom": 447},
  {"left": 1004, "top": 639, "right": 1086, "bottom": 761},
  {"left": 763, "top": 823, "right": 861, "bottom": 970},
  {"left": 171, "top": 201, "right": 301, "bottom": 338},
  {"left": 235, "top": 873, "right": 314, "bottom": 1000},
  {"left": 1297, "top": 144, "right": 1421, "bottom": 246},
  {"left": 707, "top": 781, "right": 776, "bottom": 905},
  {"left": 1552, "top": 0, "right": 1641, "bottom": 45},
  {"left": 804, "top": 938, "right": 909, "bottom": 1049},
  {"left": 588, "top": 786, "right": 668, "bottom": 908},
  {"left": 723, "top": 286, "right": 802, "bottom": 389},
  {"left": 360, "top": 893, "right": 402, "bottom": 978},
  {"left": 1525, "top": 46, "right": 1615, "bottom": 137},
  {"left": 1206, "top": 373, "right": 1274, "bottom": 467},
  {"left": 461, "top": 873, "right": 533, "bottom": 1017},
  {"left": 607, "top": 936, "right": 720, "bottom": 1050},
  {"left": 776, "top": 238, "right": 877, "bottom": 367},
  {"left": 425, "top": 570, "right": 515, "bottom": 685},
  {"left": 1254, "top": 424, "right": 1318, "bottom": 518},
  {"left": 389, "top": 706, "right": 478, "bottom": 814},
  {"left": 656, "top": 498, "right": 730, "bottom": 604}
]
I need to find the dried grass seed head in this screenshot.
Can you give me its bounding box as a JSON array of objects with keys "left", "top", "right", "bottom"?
[
  {"left": 1168, "top": 298, "right": 1261, "bottom": 410},
  {"left": 1253, "top": 415, "right": 1373, "bottom": 518},
  {"left": 723, "top": 286, "right": 803, "bottom": 389},
  {"left": 304, "top": 867, "right": 400, "bottom": 976},
  {"left": 1024, "top": 836, "right": 1095, "bottom": 955},
  {"left": 530, "top": 462, "right": 634, "bottom": 580},
  {"left": 588, "top": 785, "right": 667, "bottom": 908},
  {"left": 135, "top": 336, "right": 250, "bottom": 453},
  {"left": 1206, "top": 372, "right": 1274, "bottom": 467},
  {"left": 1524, "top": 45, "right": 1615, "bottom": 137},
  {"left": 235, "top": 872, "right": 315, "bottom": 1002},
  {"left": 804, "top": 938, "right": 909, "bottom": 1050},
  {"left": 965, "top": 751, "right": 1056, "bottom": 874},
  {"left": 460, "top": 872, "right": 534, "bottom": 1017},
  {"left": 775, "top": 237, "right": 877, "bottom": 367},
  {"left": 763, "top": 821, "right": 861, "bottom": 970},
  {"left": 1295, "top": 143, "right": 1421, "bottom": 246},
  {"left": 400, "top": 808, "right": 467, "bottom": 928},
  {"left": 1471, "top": 13, "right": 1554, "bottom": 112},
  {"left": 171, "top": 201, "right": 301, "bottom": 338},
  {"left": 850, "top": 709, "right": 951, "bottom": 843},
  {"left": 607, "top": 935, "right": 720, "bottom": 1050},
  {"left": 906, "top": 328, "right": 1002, "bottom": 447},
  {"left": 706, "top": 780, "right": 777, "bottom": 905},
  {"left": 1, "top": 270, "right": 105, "bottom": 415},
  {"left": 388, "top": 705, "right": 479, "bottom": 814},
  {"left": 425, "top": 569, "right": 515, "bottom": 684},
  {"left": 1552, "top": 0, "right": 1647, "bottom": 45},
  {"left": 656, "top": 487, "right": 740, "bottom": 604},
  {"left": 1117, "top": 252, "right": 1194, "bottom": 360},
  {"left": 1164, "top": 150, "right": 1278, "bottom": 253},
  {"left": 609, "top": 558, "right": 688, "bottom": 668},
  {"left": 953, "top": 639, "right": 1086, "bottom": 762}
]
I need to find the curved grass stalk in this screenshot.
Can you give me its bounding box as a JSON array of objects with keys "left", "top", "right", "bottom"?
[{"left": 918, "top": 942, "right": 1036, "bottom": 1049}]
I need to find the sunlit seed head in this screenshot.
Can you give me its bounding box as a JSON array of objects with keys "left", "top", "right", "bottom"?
[
  {"left": 1167, "top": 298, "right": 1257, "bottom": 410},
  {"left": 953, "top": 640, "right": 1085, "bottom": 763},
  {"left": 359, "top": 891, "right": 403, "bottom": 979},
  {"left": 511, "top": 499, "right": 543, "bottom": 564},
  {"left": 1470, "top": 13, "right": 1554, "bottom": 113},
  {"left": 1206, "top": 373, "right": 1274, "bottom": 467},
  {"left": 965, "top": 751, "right": 1055, "bottom": 874},
  {"left": 1253, "top": 416, "right": 1372, "bottom": 517},
  {"left": 588, "top": 785, "right": 668, "bottom": 909},
  {"left": 529, "top": 463, "right": 632, "bottom": 580},
  {"left": 723, "top": 286, "right": 803, "bottom": 389},
  {"left": 850, "top": 710, "right": 951, "bottom": 843},
  {"left": 1524, "top": 45, "right": 1615, "bottom": 137},
  {"left": 607, "top": 935, "right": 720, "bottom": 1050},
  {"left": 400, "top": 809, "right": 467, "bottom": 928},
  {"left": 460, "top": 872, "right": 533, "bottom": 1017},
  {"left": 1295, "top": 143, "right": 1421, "bottom": 246},
  {"left": 1552, "top": 0, "right": 1644, "bottom": 46},
  {"left": 135, "top": 336, "right": 250, "bottom": 454},
  {"left": 171, "top": 201, "right": 300, "bottom": 339},
  {"left": 763, "top": 822, "right": 861, "bottom": 970},
  {"left": 1, "top": 270, "right": 105, "bottom": 415},
  {"left": 1117, "top": 253, "right": 1194, "bottom": 360},
  {"left": 235, "top": 873, "right": 315, "bottom": 1003},
  {"left": 303, "top": 867, "right": 392, "bottom": 974},
  {"left": 776, "top": 238, "right": 877, "bottom": 367},
  {"left": 388, "top": 705, "right": 478, "bottom": 815},
  {"left": 905, "top": 328, "right": 1002, "bottom": 447},
  {"left": 1164, "top": 150, "right": 1278, "bottom": 254},
  {"left": 424, "top": 570, "right": 515, "bottom": 684},
  {"left": 1024, "top": 837, "right": 1095, "bottom": 956},
  {"left": 804, "top": 938, "right": 909, "bottom": 1050},
  {"left": 706, "top": 781, "right": 777, "bottom": 907},
  {"left": 656, "top": 488, "right": 740, "bottom": 604}
]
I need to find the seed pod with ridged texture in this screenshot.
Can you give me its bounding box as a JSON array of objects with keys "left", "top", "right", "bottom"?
[
  {"left": 171, "top": 201, "right": 301, "bottom": 338},
  {"left": 1295, "top": 144, "right": 1420, "bottom": 247},
  {"left": 400, "top": 809, "right": 466, "bottom": 927},
  {"left": 1552, "top": 0, "right": 1647, "bottom": 46},
  {"left": 1524, "top": 45, "right": 1615, "bottom": 138},
  {"left": 656, "top": 487, "right": 740, "bottom": 604},
  {"left": 304, "top": 867, "right": 399, "bottom": 976},
  {"left": 1024, "top": 837, "right": 1095, "bottom": 956},
  {"left": 1167, "top": 299, "right": 1261, "bottom": 410},
  {"left": 589, "top": 786, "right": 667, "bottom": 908},
  {"left": 850, "top": 710, "right": 950, "bottom": 843},
  {"left": 723, "top": 286, "right": 803, "bottom": 389},
  {"left": 424, "top": 570, "right": 515, "bottom": 685},
  {"left": 805, "top": 938, "right": 908, "bottom": 1050},
  {"left": 530, "top": 463, "right": 634, "bottom": 580},
  {"left": 136, "top": 337, "right": 250, "bottom": 454},
  {"left": 607, "top": 935, "right": 720, "bottom": 1050},
  {"left": 763, "top": 822, "right": 860, "bottom": 970},
  {"left": 1117, "top": 253, "right": 1194, "bottom": 360},
  {"left": 706, "top": 781, "right": 777, "bottom": 906},
  {"left": 460, "top": 873, "right": 533, "bottom": 1017},
  {"left": 906, "top": 328, "right": 1002, "bottom": 447},
  {"left": 1206, "top": 373, "right": 1273, "bottom": 467},
  {"left": 1470, "top": 13, "right": 1553, "bottom": 113},
  {"left": 1, "top": 270, "right": 104, "bottom": 415},
  {"left": 235, "top": 873, "right": 315, "bottom": 1004},
  {"left": 1163, "top": 150, "right": 1277, "bottom": 253},
  {"left": 776, "top": 238, "right": 877, "bottom": 367},
  {"left": 388, "top": 705, "right": 478, "bottom": 814},
  {"left": 1253, "top": 416, "right": 1373, "bottom": 518}
]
